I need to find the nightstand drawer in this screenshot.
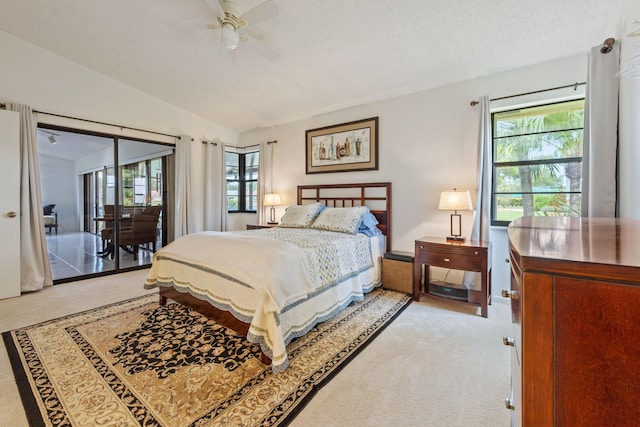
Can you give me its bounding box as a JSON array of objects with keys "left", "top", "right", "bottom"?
[{"left": 418, "top": 251, "right": 482, "bottom": 271}]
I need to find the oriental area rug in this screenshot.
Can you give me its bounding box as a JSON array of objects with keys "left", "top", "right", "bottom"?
[{"left": 3, "top": 288, "right": 411, "bottom": 427}]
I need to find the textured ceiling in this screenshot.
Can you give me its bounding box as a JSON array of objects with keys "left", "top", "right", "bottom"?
[{"left": 0, "top": 0, "right": 615, "bottom": 132}]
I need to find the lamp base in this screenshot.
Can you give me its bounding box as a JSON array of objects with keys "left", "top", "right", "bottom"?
[
  {"left": 269, "top": 206, "right": 277, "bottom": 224},
  {"left": 446, "top": 236, "right": 466, "bottom": 243}
]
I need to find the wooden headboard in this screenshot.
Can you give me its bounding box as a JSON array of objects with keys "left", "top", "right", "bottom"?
[{"left": 297, "top": 182, "right": 392, "bottom": 252}]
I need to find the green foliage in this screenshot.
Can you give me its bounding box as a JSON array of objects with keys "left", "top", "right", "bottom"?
[
  {"left": 493, "top": 100, "right": 584, "bottom": 220},
  {"left": 497, "top": 196, "right": 522, "bottom": 208},
  {"left": 534, "top": 195, "right": 554, "bottom": 211}
]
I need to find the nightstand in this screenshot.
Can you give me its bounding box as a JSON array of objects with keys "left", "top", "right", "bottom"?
[
  {"left": 246, "top": 223, "right": 279, "bottom": 230},
  {"left": 413, "top": 236, "right": 491, "bottom": 317}
]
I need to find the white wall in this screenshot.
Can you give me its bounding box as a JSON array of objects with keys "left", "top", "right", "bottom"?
[
  {"left": 0, "top": 30, "right": 238, "bottom": 231},
  {"left": 239, "top": 54, "right": 590, "bottom": 300},
  {"left": 241, "top": 54, "right": 589, "bottom": 249},
  {"left": 39, "top": 155, "right": 77, "bottom": 233}
]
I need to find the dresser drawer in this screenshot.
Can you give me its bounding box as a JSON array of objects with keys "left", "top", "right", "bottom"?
[{"left": 418, "top": 250, "right": 482, "bottom": 271}]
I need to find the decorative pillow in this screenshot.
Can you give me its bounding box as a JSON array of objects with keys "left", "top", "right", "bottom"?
[
  {"left": 279, "top": 202, "right": 325, "bottom": 228},
  {"left": 310, "top": 206, "right": 370, "bottom": 234},
  {"left": 358, "top": 211, "right": 383, "bottom": 237}
]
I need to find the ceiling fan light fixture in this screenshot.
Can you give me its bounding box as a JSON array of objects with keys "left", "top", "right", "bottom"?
[{"left": 220, "top": 22, "right": 239, "bottom": 50}]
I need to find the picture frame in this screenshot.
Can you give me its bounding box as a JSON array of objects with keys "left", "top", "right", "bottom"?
[{"left": 305, "top": 117, "right": 378, "bottom": 174}]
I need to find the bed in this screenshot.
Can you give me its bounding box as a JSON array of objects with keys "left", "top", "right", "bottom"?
[{"left": 144, "top": 182, "right": 392, "bottom": 372}]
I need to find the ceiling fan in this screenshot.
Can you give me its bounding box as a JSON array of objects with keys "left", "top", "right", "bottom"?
[{"left": 203, "top": 0, "right": 279, "bottom": 59}]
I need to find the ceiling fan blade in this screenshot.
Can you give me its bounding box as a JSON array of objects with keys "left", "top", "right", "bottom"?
[
  {"left": 244, "top": 36, "right": 278, "bottom": 61},
  {"left": 204, "top": 0, "right": 225, "bottom": 18},
  {"left": 240, "top": 0, "right": 279, "bottom": 26}
]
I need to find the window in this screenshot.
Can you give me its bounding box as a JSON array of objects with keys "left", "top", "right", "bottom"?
[
  {"left": 226, "top": 151, "right": 259, "bottom": 212},
  {"left": 120, "top": 158, "right": 164, "bottom": 206},
  {"left": 492, "top": 99, "right": 584, "bottom": 225}
]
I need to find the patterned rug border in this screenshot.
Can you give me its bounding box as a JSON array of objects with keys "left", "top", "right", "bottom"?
[
  {"left": 4, "top": 329, "right": 45, "bottom": 426},
  {"left": 3, "top": 294, "right": 156, "bottom": 427},
  {"left": 3, "top": 291, "right": 412, "bottom": 426}
]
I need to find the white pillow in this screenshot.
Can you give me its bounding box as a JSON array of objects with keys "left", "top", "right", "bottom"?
[
  {"left": 310, "top": 206, "right": 369, "bottom": 234},
  {"left": 279, "top": 202, "right": 324, "bottom": 228}
]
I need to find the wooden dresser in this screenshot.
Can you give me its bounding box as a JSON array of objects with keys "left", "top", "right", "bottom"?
[{"left": 505, "top": 217, "right": 640, "bottom": 427}]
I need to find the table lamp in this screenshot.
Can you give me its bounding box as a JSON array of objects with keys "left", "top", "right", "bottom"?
[
  {"left": 438, "top": 189, "right": 473, "bottom": 242},
  {"left": 264, "top": 193, "right": 282, "bottom": 224}
]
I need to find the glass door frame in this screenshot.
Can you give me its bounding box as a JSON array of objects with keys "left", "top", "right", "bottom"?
[{"left": 40, "top": 123, "right": 173, "bottom": 284}]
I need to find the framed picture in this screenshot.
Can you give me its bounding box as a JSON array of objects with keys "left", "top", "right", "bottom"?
[{"left": 306, "top": 117, "right": 378, "bottom": 174}]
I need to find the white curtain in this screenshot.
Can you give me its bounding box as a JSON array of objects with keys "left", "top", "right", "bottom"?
[
  {"left": 219, "top": 143, "right": 227, "bottom": 231},
  {"left": 464, "top": 96, "right": 491, "bottom": 290},
  {"left": 257, "top": 141, "right": 274, "bottom": 224},
  {"left": 203, "top": 139, "right": 227, "bottom": 231},
  {"left": 582, "top": 42, "right": 621, "bottom": 217},
  {"left": 174, "top": 135, "right": 193, "bottom": 238},
  {"left": 470, "top": 96, "right": 491, "bottom": 242},
  {"left": 7, "top": 103, "right": 53, "bottom": 291}
]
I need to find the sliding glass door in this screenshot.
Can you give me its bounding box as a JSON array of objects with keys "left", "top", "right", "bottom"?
[
  {"left": 111, "top": 139, "right": 170, "bottom": 266},
  {"left": 38, "top": 126, "right": 173, "bottom": 283}
]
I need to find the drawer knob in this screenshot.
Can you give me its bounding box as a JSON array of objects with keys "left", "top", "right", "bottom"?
[
  {"left": 505, "top": 398, "right": 515, "bottom": 410},
  {"left": 503, "top": 336, "right": 515, "bottom": 347},
  {"left": 443, "top": 258, "right": 450, "bottom": 262},
  {"left": 501, "top": 289, "right": 518, "bottom": 299},
  {"left": 505, "top": 258, "right": 510, "bottom": 263}
]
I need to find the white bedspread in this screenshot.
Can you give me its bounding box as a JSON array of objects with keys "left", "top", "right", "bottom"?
[
  {"left": 149, "top": 231, "right": 316, "bottom": 313},
  {"left": 145, "top": 228, "right": 382, "bottom": 372}
]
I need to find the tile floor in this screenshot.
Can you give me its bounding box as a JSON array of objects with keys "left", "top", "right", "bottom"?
[{"left": 46, "top": 232, "right": 158, "bottom": 281}]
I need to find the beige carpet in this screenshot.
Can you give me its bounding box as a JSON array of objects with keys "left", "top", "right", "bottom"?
[{"left": 0, "top": 270, "right": 512, "bottom": 426}]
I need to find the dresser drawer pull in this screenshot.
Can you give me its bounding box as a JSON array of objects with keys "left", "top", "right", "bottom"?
[
  {"left": 502, "top": 336, "right": 515, "bottom": 347},
  {"left": 501, "top": 289, "right": 518, "bottom": 299},
  {"left": 505, "top": 398, "right": 515, "bottom": 411},
  {"left": 443, "top": 258, "right": 450, "bottom": 262}
]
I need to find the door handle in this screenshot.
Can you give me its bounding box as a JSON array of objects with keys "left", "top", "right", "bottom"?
[{"left": 7, "top": 211, "right": 16, "bottom": 218}]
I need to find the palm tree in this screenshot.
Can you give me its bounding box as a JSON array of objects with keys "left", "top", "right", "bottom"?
[
  {"left": 495, "top": 100, "right": 584, "bottom": 217},
  {"left": 496, "top": 115, "right": 557, "bottom": 216}
]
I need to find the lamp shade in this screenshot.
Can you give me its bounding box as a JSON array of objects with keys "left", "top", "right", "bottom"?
[
  {"left": 264, "top": 193, "right": 282, "bottom": 207},
  {"left": 438, "top": 190, "right": 473, "bottom": 211}
]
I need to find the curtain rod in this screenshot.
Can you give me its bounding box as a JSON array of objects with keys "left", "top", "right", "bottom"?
[
  {"left": 1, "top": 103, "right": 180, "bottom": 139},
  {"left": 470, "top": 82, "right": 586, "bottom": 106},
  {"left": 4, "top": 102, "right": 278, "bottom": 146},
  {"left": 201, "top": 139, "right": 278, "bottom": 148},
  {"left": 33, "top": 110, "right": 180, "bottom": 139}
]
